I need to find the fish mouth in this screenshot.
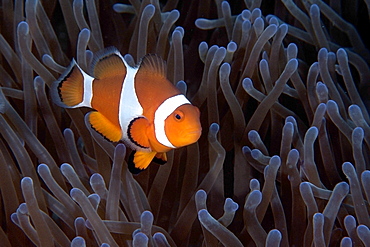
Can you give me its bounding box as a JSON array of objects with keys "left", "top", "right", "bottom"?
[
  {"left": 184, "top": 128, "right": 202, "bottom": 136},
  {"left": 172, "top": 128, "right": 202, "bottom": 147},
  {"left": 170, "top": 128, "right": 202, "bottom": 148},
  {"left": 183, "top": 129, "right": 202, "bottom": 141},
  {"left": 187, "top": 130, "right": 202, "bottom": 135}
]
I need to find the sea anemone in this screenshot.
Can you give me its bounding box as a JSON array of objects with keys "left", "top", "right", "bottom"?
[{"left": 0, "top": 0, "right": 369, "bottom": 246}]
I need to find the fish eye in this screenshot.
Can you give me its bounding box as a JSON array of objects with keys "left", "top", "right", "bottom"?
[{"left": 173, "top": 110, "right": 184, "bottom": 121}]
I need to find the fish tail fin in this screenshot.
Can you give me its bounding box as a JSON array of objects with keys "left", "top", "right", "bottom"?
[{"left": 51, "top": 59, "right": 91, "bottom": 108}]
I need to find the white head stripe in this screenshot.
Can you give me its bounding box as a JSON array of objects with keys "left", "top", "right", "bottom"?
[{"left": 154, "top": 95, "right": 191, "bottom": 148}]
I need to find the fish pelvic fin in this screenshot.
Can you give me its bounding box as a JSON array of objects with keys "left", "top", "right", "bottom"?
[
  {"left": 153, "top": 152, "right": 167, "bottom": 165},
  {"left": 128, "top": 150, "right": 157, "bottom": 174}
]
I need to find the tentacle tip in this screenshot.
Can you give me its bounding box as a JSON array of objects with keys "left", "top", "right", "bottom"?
[{"left": 242, "top": 78, "right": 253, "bottom": 91}]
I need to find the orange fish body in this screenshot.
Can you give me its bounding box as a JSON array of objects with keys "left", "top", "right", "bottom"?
[{"left": 52, "top": 47, "right": 202, "bottom": 173}]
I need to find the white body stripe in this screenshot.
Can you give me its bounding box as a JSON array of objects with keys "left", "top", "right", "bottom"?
[
  {"left": 154, "top": 95, "right": 190, "bottom": 148},
  {"left": 74, "top": 64, "right": 94, "bottom": 108},
  {"left": 118, "top": 57, "right": 143, "bottom": 143}
]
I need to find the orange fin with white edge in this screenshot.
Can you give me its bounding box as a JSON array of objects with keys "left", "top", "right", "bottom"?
[
  {"left": 128, "top": 151, "right": 157, "bottom": 174},
  {"left": 89, "top": 111, "right": 122, "bottom": 142},
  {"left": 153, "top": 152, "right": 167, "bottom": 165},
  {"left": 138, "top": 54, "right": 167, "bottom": 79},
  {"left": 90, "top": 47, "right": 127, "bottom": 79},
  {"left": 51, "top": 59, "right": 90, "bottom": 108},
  {"left": 127, "top": 117, "right": 150, "bottom": 149}
]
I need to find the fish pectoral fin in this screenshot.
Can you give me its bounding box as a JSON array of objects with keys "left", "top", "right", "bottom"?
[
  {"left": 127, "top": 117, "right": 150, "bottom": 149},
  {"left": 153, "top": 152, "right": 167, "bottom": 165},
  {"left": 128, "top": 151, "right": 157, "bottom": 174},
  {"left": 89, "top": 111, "right": 122, "bottom": 142}
]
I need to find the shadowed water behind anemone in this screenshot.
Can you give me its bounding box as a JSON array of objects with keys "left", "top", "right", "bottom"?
[{"left": 0, "top": 0, "right": 370, "bottom": 246}]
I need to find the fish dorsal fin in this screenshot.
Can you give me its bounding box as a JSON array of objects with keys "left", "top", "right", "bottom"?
[
  {"left": 91, "top": 47, "right": 126, "bottom": 79},
  {"left": 138, "top": 54, "right": 167, "bottom": 78}
]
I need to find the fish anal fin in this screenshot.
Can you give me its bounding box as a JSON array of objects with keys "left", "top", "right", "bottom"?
[
  {"left": 56, "top": 60, "right": 85, "bottom": 107},
  {"left": 127, "top": 117, "right": 150, "bottom": 149},
  {"left": 138, "top": 54, "right": 167, "bottom": 79},
  {"left": 92, "top": 47, "right": 126, "bottom": 79},
  {"left": 153, "top": 152, "right": 167, "bottom": 165},
  {"left": 89, "top": 111, "right": 122, "bottom": 142}
]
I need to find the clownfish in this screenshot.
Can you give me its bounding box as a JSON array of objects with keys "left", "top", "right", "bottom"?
[{"left": 52, "top": 47, "right": 202, "bottom": 173}]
